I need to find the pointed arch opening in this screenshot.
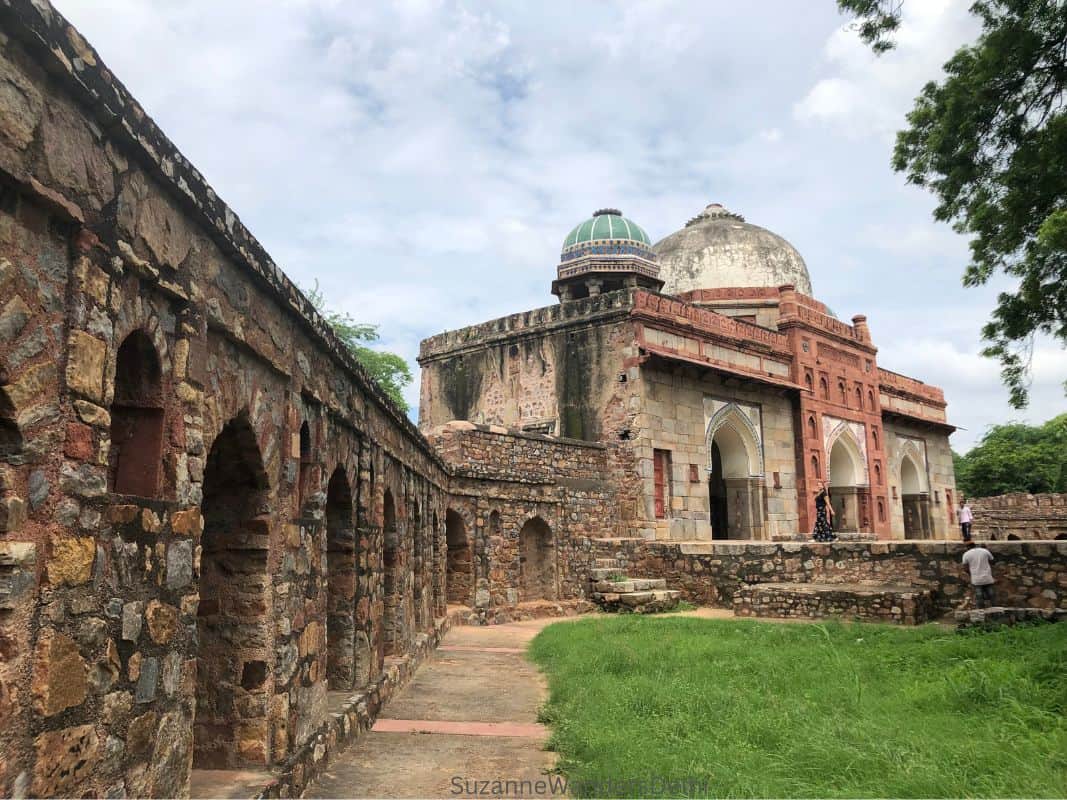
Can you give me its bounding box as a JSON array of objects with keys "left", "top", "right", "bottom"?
[
  {"left": 900, "top": 452, "right": 931, "bottom": 539},
  {"left": 109, "top": 330, "right": 165, "bottom": 497},
  {"left": 445, "top": 508, "right": 471, "bottom": 606},
  {"left": 325, "top": 467, "right": 357, "bottom": 689},
  {"left": 518, "top": 516, "right": 555, "bottom": 601},
  {"left": 827, "top": 431, "right": 865, "bottom": 533},
  {"left": 196, "top": 413, "right": 271, "bottom": 768},
  {"left": 706, "top": 406, "right": 766, "bottom": 540}
]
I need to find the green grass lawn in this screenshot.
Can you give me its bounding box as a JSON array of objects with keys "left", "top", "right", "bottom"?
[{"left": 528, "top": 616, "right": 1067, "bottom": 798}]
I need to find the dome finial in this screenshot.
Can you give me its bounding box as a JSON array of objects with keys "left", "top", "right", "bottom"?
[
  {"left": 593, "top": 208, "right": 622, "bottom": 217},
  {"left": 685, "top": 202, "right": 744, "bottom": 227}
]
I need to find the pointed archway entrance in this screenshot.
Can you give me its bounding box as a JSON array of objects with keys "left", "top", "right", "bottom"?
[
  {"left": 900, "top": 454, "right": 931, "bottom": 538},
  {"left": 706, "top": 405, "right": 765, "bottom": 540},
  {"left": 827, "top": 433, "right": 865, "bottom": 533}
]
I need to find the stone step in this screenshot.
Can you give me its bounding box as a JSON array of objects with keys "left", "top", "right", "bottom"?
[
  {"left": 591, "top": 577, "right": 667, "bottom": 592},
  {"left": 589, "top": 587, "right": 682, "bottom": 614},
  {"left": 589, "top": 567, "right": 627, "bottom": 580},
  {"left": 593, "top": 579, "right": 635, "bottom": 593},
  {"left": 594, "top": 558, "right": 623, "bottom": 569}
]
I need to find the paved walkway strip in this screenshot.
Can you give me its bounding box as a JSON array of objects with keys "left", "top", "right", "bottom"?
[
  {"left": 306, "top": 617, "right": 561, "bottom": 798},
  {"left": 372, "top": 718, "right": 548, "bottom": 738},
  {"left": 438, "top": 644, "right": 526, "bottom": 654}
]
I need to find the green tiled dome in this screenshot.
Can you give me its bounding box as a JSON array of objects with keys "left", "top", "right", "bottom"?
[{"left": 562, "top": 209, "right": 651, "bottom": 252}]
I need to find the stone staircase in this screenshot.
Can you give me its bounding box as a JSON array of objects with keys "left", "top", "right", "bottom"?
[{"left": 587, "top": 557, "right": 681, "bottom": 613}]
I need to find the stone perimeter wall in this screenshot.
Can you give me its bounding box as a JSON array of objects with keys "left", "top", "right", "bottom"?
[
  {"left": 428, "top": 423, "right": 615, "bottom": 621},
  {"left": 0, "top": 2, "right": 459, "bottom": 797},
  {"left": 591, "top": 539, "right": 1067, "bottom": 613},
  {"left": 970, "top": 493, "right": 1067, "bottom": 541}
]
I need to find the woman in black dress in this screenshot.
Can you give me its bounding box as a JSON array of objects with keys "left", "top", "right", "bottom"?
[{"left": 813, "top": 483, "right": 836, "bottom": 541}]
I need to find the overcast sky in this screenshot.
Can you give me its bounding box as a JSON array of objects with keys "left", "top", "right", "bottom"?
[{"left": 57, "top": 0, "right": 1065, "bottom": 451}]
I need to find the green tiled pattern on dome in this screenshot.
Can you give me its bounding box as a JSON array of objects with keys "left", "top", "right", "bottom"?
[{"left": 563, "top": 211, "right": 650, "bottom": 250}]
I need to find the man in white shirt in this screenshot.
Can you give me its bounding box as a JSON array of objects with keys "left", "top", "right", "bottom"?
[
  {"left": 959, "top": 497, "right": 974, "bottom": 541},
  {"left": 961, "top": 541, "right": 996, "bottom": 608}
]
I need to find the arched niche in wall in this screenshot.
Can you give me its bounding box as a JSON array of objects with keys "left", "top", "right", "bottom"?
[
  {"left": 381, "top": 488, "right": 402, "bottom": 656},
  {"left": 109, "top": 330, "right": 166, "bottom": 497},
  {"left": 325, "top": 466, "right": 357, "bottom": 690},
  {"left": 518, "top": 516, "right": 555, "bottom": 601},
  {"left": 196, "top": 412, "right": 271, "bottom": 768},
  {"left": 444, "top": 508, "right": 472, "bottom": 606}
]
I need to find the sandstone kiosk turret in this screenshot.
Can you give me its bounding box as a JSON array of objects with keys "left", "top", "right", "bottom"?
[{"left": 553, "top": 208, "right": 664, "bottom": 301}]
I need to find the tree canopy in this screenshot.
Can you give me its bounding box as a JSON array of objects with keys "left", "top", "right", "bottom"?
[
  {"left": 839, "top": 0, "right": 1067, "bottom": 408},
  {"left": 306, "top": 282, "right": 413, "bottom": 413},
  {"left": 954, "top": 412, "right": 1067, "bottom": 497}
]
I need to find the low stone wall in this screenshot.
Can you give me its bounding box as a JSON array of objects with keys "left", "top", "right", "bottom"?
[
  {"left": 954, "top": 607, "right": 1067, "bottom": 630},
  {"left": 588, "top": 539, "right": 1067, "bottom": 614},
  {"left": 734, "top": 582, "right": 937, "bottom": 625},
  {"left": 970, "top": 493, "right": 1067, "bottom": 541}
]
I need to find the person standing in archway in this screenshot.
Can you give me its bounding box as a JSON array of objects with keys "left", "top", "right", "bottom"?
[{"left": 813, "top": 482, "right": 836, "bottom": 542}]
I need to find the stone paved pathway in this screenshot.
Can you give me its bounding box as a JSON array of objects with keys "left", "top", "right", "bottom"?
[{"left": 306, "top": 618, "right": 564, "bottom": 799}]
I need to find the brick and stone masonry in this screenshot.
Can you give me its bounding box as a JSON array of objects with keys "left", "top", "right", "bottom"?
[
  {"left": 0, "top": 1, "right": 1062, "bottom": 797},
  {"left": 969, "top": 493, "right": 1067, "bottom": 541},
  {"left": 0, "top": 2, "right": 495, "bottom": 796}
]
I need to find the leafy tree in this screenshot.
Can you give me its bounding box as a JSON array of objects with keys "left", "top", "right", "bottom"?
[
  {"left": 954, "top": 413, "right": 1067, "bottom": 496},
  {"left": 306, "top": 282, "right": 413, "bottom": 413},
  {"left": 838, "top": 0, "right": 1067, "bottom": 408}
]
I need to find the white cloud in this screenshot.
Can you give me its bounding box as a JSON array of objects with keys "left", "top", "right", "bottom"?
[
  {"left": 793, "top": 0, "right": 978, "bottom": 138},
  {"left": 52, "top": 0, "right": 1063, "bottom": 448}
]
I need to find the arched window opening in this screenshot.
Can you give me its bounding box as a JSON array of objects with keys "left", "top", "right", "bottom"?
[
  {"left": 874, "top": 462, "right": 882, "bottom": 485},
  {"left": 838, "top": 381, "right": 847, "bottom": 405},
  {"left": 445, "top": 508, "right": 472, "bottom": 606},
  {"left": 518, "top": 516, "right": 555, "bottom": 601},
  {"left": 325, "top": 467, "right": 357, "bottom": 690},
  {"left": 872, "top": 427, "right": 879, "bottom": 449},
  {"left": 811, "top": 454, "right": 820, "bottom": 477},
  {"left": 877, "top": 499, "right": 886, "bottom": 523},
  {"left": 196, "top": 414, "right": 271, "bottom": 768},
  {"left": 297, "top": 420, "right": 313, "bottom": 512},
  {"left": 0, "top": 389, "right": 21, "bottom": 459},
  {"left": 867, "top": 389, "right": 875, "bottom": 410},
  {"left": 804, "top": 373, "right": 814, "bottom": 393},
  {"left": 855, "top": 387, "right": 863, "bottom": 408},
  {"left": 807, "top": 415, "right": 817, "bottom": 439},
  {"left": 819, "top": 377, "right": 829, "bottom": 400},
  {"left": 109, "top": 330, "right": 165, "bottom": 497},
  {"left": 299, "top": 421, "right": 311, "bottom": 460}
]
